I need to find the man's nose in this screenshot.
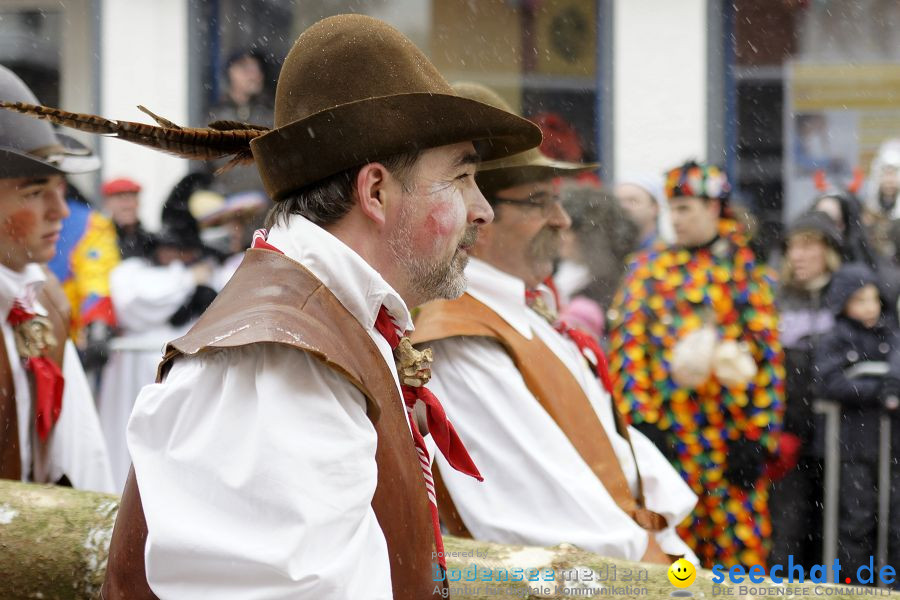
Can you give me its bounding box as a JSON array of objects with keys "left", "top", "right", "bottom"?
[
  {"left": 468, "top": 188, "right": 494, "bottom": 226},
  {"left": 46, "top": 185, "right": 69, "bottom": 220},
  {"left": 547, "top": 199, "right": 571, "bottom": 229}
]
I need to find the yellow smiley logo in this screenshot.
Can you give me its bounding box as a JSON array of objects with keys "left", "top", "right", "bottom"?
[{"left": 667, "top": 557, "right": 697, "bottom": 588}]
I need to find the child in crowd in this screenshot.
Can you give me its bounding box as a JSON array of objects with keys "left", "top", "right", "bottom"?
[{"left": 816, "top": 263, "right": 900, "bottom": 578}]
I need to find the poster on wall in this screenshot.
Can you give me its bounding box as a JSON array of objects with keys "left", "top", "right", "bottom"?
[{"left": 784, "top": 62, "right": 900, "bottom": 222}]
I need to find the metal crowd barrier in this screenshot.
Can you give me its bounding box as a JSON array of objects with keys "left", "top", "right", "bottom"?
[{"left": 812, "top": 398, "right": 892, "bottom": 579}]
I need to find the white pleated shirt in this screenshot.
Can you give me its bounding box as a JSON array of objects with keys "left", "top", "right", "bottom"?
[
  {"left": 127, "top": 215, "right": 414, "bottom": 600},
  {"left": 425, "top": 258, "right": 699, "bottom": 562}
]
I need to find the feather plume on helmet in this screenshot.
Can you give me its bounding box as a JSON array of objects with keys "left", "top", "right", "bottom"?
[{"left": 0, "top": 101, "right": 267, "bottom": 173}]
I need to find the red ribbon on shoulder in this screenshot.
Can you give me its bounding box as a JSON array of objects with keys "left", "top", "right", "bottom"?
[{"left": 7, "top": 304, "right": 64, "bottom": 442}]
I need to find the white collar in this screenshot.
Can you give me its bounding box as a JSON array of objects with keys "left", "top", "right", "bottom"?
[
  {"left": 464, "top": 258, "right": 557, "bottom": 340},
  {"left": 0, "top": 262, "right": 47, "bottom": 318},
  {"left": 265, "top": 214, "right": 413, "bottom": 334}
]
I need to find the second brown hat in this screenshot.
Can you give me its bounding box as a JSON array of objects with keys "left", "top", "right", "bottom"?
[{"left": 452, "top": 81, "right": 599, "bottom": 196}]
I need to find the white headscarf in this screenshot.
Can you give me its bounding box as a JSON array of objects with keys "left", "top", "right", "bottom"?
[
  {"left": 615, "top": 172, "right": 675, "bottom": 243},
  {"left": 866, "top": 138, "right": 900, "bottom": 217}
]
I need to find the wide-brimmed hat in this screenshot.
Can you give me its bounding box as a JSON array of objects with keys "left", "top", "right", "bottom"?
[
  {"left": 451, "top": 81, "right": 599, "bottom": 196},
  {"left": 199, "top": 190, "right": 268, "bottom": 227},
  {"left": 0, "top": 65, "right": 99, "bottom": 178},
  {"left": 249, "top": 15, "right": 542, "bottom": 200}
]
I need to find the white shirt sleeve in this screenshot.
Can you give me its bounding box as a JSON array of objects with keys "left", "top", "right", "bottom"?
[
  {"left": 110, "top": 258, "right": 196, "bottom": 331},
  {"left": 127, "top": 343, "right": 392, "bottom": 600},
  {"left": 627, "top": 426, "right": 699, "bottom": 562},
  {"left": 427, "top": 335, "right": 650, "bottom": 561},
  {"left": 47, "top": 341, "right": 115, "bottom": 493}
]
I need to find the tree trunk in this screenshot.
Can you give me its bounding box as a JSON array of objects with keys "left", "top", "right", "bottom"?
[{"left": 0, "top": 480, "right": 890, "bottom": 599}]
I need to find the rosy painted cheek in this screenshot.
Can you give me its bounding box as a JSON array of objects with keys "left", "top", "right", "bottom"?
[
  {"left": 423, "top": 203, "right": 460, "bottom": 237},
  {"left": 417, "top": 186, "right": 466, "bottom": 249},
  {"left": 3, "top": 209, "right": 37, "bottom": 241}
]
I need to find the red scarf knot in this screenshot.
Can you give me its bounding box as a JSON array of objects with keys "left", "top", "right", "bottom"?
[
  {"left": 7, "top": 303, "right": 64, "bottom": 442},
  {"left": 374, "top": 306, "right": 482, "bottom": 481}
]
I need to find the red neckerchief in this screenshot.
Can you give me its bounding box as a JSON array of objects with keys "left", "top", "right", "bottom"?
[
  {"left": 6, "top": 303, "right": 64, "bottom": 441},
  {"left": 525, "top": 288, "right": 614, "bottom": 393}
]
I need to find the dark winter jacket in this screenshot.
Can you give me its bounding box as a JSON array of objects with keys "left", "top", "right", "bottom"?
[{"left": 815, "top": 264, "right": 900, "bottom": 461}]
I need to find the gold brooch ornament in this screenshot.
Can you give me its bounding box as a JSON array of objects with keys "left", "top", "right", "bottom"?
[
  {"left": 13, "top": 315, "right": 57, "bottom": 359},
  {"left": 394, "top": 337, "right": 433, "bottom": 387},
  {"left": 528, "top": 294, "right": 558, "bottom": 324}
]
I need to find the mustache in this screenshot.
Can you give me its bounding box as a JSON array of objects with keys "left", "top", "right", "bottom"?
[
  {"left": 458, "top": 226, "right": 478, "bottom": 249},
  {"left": 528, "top": 227, "right": 562, "bottom": 261}
]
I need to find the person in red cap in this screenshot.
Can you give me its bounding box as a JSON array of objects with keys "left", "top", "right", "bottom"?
[
  {"left": 98, "top": 172, "right": 221, "bottom": 492},
  {"left": 101, "top": 177, "right": 154, "bottom": 260}
]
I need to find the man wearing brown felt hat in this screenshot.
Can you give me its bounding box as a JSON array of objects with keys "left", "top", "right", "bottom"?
[
  {"left": 411, "top": 82, "right": 698, "bottom": 566},
  {"left": 72, "top": 15, "right": 543, "bottom": 600}
]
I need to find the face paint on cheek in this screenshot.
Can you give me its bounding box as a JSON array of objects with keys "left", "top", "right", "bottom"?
[
  {"left": 420, "top": 185, "right": 467, "bottom": 248},
  {"left": 4, "top": 209, "right": 37, "bottom": 242}
]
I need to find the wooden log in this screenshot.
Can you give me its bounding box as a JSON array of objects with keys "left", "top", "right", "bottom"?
[
  {"left": 0, "top": 480, "right": 118, "bottom": 599},
  {"left": 0, "top": 480, "right": 893, "bottom": 599}
]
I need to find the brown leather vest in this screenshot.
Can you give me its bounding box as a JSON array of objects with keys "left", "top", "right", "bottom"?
[
  {"left": 0, "top": 269, "right": 70, "bottom": 482},
  {"left": 412, "top": 293, "right": 667, "bottom": 535},
  {"left": 102, "top": 249, "right": 442, "bottom": 600}
]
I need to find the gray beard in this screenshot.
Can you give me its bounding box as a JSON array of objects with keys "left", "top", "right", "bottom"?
[{"left": 388, "top": 224, "right": 475, "bottom": 303}]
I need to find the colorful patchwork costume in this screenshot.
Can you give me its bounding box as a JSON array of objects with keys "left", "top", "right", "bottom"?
[
  {"left": 49, "top": 197, "right": 119, "bottom": 342},
  {"left": 609, "top": 166, "right": 785, "bottom": 568}
]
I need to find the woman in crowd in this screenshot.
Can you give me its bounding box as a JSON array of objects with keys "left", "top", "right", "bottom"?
[
  {"left": 769, "top": 210, "right": 843, "bottom": 568},
  {"left": 555, "top": 183, "right": 639, "bottom": 342}
]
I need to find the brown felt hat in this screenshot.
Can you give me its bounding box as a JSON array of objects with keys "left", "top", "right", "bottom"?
[
  {"left": 452, "top": 81, "right": 599, "bottom": 196},
  {"left": 250, "top": 15, "right": 542, "bottom": 200}
]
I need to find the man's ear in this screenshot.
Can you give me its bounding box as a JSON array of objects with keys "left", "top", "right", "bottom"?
[
  {"left": 708, "top": 198, "right": 721, "bottom": 219},
  {"left": 354, "top": 162, "right": 389, "bottom": 226}
]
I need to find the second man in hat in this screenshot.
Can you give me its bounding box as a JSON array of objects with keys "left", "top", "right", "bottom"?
[{"left": 412, "top": 83, "right": 698, "bottom": 565}]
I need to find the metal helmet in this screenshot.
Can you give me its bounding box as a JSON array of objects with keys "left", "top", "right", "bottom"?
[{"left": 0, "top": 64, "right": 99, "bottom": 178}]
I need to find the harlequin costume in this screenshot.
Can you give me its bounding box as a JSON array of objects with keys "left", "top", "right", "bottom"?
[{"left": 608, "top": 163, "right": 785, "bottom": 568}]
